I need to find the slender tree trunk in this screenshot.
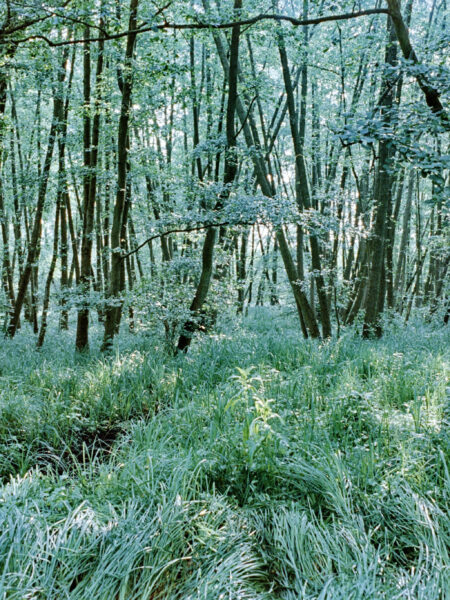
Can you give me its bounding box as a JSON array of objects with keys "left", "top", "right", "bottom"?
[
  {"left": 206, "top": 1, "right": 319, "bottom": 337},
  {"left": 37, "top": 201, "right": 60, "bottom": 348},
  {"left": 245, "top": 225, "right": 256, "bottom": 313},
  {"left": 276, "top": 20, "right": 331, "bottom": 338},
  {"left": 394, "top": 169, "right": 414, "bottom": 300},
  {"left": 6, "top": 51, "right": 67, "bottom": 338},
  {"left": 76, "top": 19, "right": 104, "bottom": 351},
  {"left": 177, "top": 0, "right": 242, "bottom": 352},
  {"left": 101, "top": 0, "right": 139, "bottom": 351},
  {"left": 57, "top": 46, "right": 75, "bottom": 330},
  {"left": 237, "top": 229, "right": 249, "bottom": 313},
  {"left": 0, "top": 47, "right": 16, "bottom": 321},
  {"left": 270, "top": 235, "right": 279, "bottom": 306}
]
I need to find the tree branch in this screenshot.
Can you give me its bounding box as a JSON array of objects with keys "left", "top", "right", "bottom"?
[
  {"left": 385, "top": 0, "right": 448, "bottom": 125},
  {"left": 122, "top": 220, "right": 254, "bottom": 259},
  {"left": 1, "top": 8, "right": 390, "bottom": 46},
  {"left": 0, "top": 0, "right": 73, "bottom": 38}
]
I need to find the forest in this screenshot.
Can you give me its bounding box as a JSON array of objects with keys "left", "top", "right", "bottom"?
[{"left": 0, "top": 0, "right": 449, "bottom": 598}]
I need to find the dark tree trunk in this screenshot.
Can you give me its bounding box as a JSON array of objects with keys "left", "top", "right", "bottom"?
[
  {"left": 177, "top": 0, "right": 242, "bottom": 352},
  {"left": 101, "top": 0, "right": 139, "bottom": 351},
  {"left": 363, "top": 16, "right": 397, "bottom": 338},
  {"left": 76, "top": 20, "right": 105, "bottom": 351},
  {"left": 6, "top": 51, "right": 67, "bottom": 338}
]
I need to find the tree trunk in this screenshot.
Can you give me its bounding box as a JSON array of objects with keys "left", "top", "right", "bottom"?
[
  {"left": 362, "top": 15, "right": 397, "bottom": 338},
  {"left": 37, "top": 201, "right": 60, "bottom": 348},
  {"left": 386, "top": 0, "right": 448, "bottom": 125},
  {"left": 76, "top": 20, "right": 104, "bottom": 351},
  {"left": 101, "top": 0, "right": 139, "bottom": 351},
  {"left": 6, "top": 50, "right": 68, "bottom": 338},
  {"left": 276, "top": 20, "right": 332, "bottom": 338},
  {"left": 177, "top": 0, "right": 242, "bottom": 352}
]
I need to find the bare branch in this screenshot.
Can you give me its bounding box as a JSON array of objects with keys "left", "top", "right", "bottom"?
[
  {"left": 1, "top": 8, "right": 390, "bottom": 46},
  {"left": 122, "top": 220, "right": 254, "bottom": 259},
  {"left": 0, "top": 0, "right": 73, "bottom": 37}
]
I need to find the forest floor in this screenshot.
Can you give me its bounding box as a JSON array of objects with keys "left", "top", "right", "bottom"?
[{"left": 0, "top": 310, "right": 449, "bottom": 599}]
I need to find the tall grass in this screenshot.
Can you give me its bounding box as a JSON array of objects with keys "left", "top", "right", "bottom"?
[{"left": 0, "top": 310, "right": 448, "bottom": 598}]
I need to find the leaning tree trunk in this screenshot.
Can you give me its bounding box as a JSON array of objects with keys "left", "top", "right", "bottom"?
[
  {"left": 177, "top": 0, "right": 242, "bottom": 352},
  {"left": 205, "top": 1, "right": 320, "bottom": 337},
  {"left": 386, "top": 0, "right": 448, "bottom": 126}
]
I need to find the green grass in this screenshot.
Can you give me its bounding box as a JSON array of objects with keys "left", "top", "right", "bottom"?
[{"left": 0, "top": 310, "right": 449, "bottom": 599}]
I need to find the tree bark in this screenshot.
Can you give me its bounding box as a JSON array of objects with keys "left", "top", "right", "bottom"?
[
  {"left": 101, "top": 0, "right": 139, "bottom": 351},
  {"left": 6, "top": 50, "right": 68, "bottom": 337},
  {"left": 76, "top": 19, "right": 105, "bottom": 351},
  {"left": 276, "top": 22, "right": 331, "bottom": 337},
  {"left": 177, "top": 0, "right": 242, "bottom": 352},
  {"left": 362, "top": 15, "right": 397, "bottom": 338},
  {"left": 386, "top": 0, "right": 448, "bottom": 125}
]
